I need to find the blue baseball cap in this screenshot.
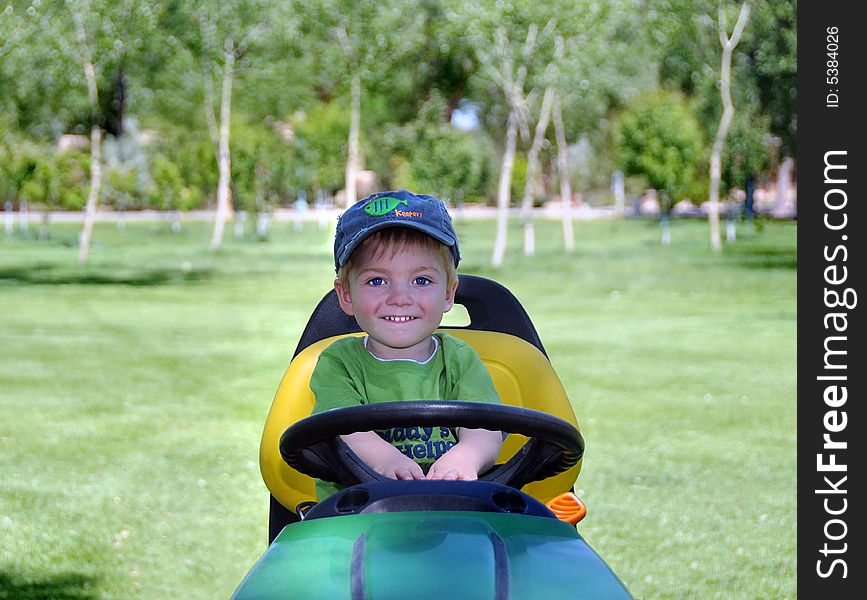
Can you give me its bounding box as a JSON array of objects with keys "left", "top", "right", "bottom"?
[{"left": 334, "top": 190, "right": 461, "bottom": 272}]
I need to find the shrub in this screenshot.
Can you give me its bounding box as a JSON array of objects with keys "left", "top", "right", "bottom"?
[
  {"left": 613, "top": 90, "right": 706, "bottom": 210},
  {"left": 230, "top": 120, "right": 295, "bottom": 213},
  {"left": 291, "top": 101, "right": 348, "bottom": 193},
  {"left": 386, "top": 94, "right": 497, "bottom": 204}
]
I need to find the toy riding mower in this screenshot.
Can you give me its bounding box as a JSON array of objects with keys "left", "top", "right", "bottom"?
[{"left": 232, "top": 275, "right": 632, "bottom": 599}]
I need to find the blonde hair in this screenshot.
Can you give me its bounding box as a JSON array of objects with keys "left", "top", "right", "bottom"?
[{"left": 337, "top": 228, "right": 458, "bottom": 290}]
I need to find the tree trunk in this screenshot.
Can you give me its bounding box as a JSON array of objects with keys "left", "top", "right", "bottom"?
[
  {"left": 199, "top": 17, "right": 220, "bottom": 165},
  {"left": 72, "top": 9, "right": 101, "bottom": 265},
  {"left": 203, "top": 65, "right": 220, "bottom": 163},
  {"left": 210, "top": 49, "right": 235, "bottom": 252},
  {"left": 39, "top": 209, "right": 50, "bottom": 240},
  {"left": 78, "top": 125, "right": 102, "bottom": 264},
  {"left": 492, "top": 111, "right": 518, "bottom": 268},
  {"left": 552, "top": 94, "right": 574, "bottom": 253},
  {"left": 708, "top": 154, "right": 724, "bottom": 251},
  {"left": 708, "top": 3, "right": 750, "bottom": 251},
  {"left": 774, "top": 156, "right": 794, "bottom": 216},
  {"left": 612, "top": 171, "right": 626, "bottom": 216},
  {"left": 4, "top": 201, "right": 13, "bottom": 235},
  {"left": 521, "top": 87, "right": 554, "bottom": 256},
  {"left": 344, "top": 70, "right": 361, "bottom": 208},
  {"left": 18, "top": 201, "right": 28, "bottom": 233}
]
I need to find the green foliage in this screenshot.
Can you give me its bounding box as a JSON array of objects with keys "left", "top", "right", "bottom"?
[
  {"left": 721, "top": 110, "right": 774, "bottom": 195},
  {"left": 147, "top": 129, "right": 217, "bottom": 209},
  {"left": 1, "top": 0, "right": 796, "bottom": 212},
  {"left": 3, "top": 0, "right": 164, "bottom": 141},
  {"left": 650, "top": 0, "right": 796, "bottom": 160},
  {"left": 291, "top": 100, "right": 348, "bottom": 192},
  {"left": 149, "top": 153, "right": 186, "bottom": 211},
  {"left": 55, "top": 151, "right": 90, "bottom": 211},
  {"left": 510, "top": 153, "right": 528, "bottom": 204},
  {"left": 297, "top": 0, "right": 422, "bottom": 90},
  {"left": 746, "top": 0, "right": 796, "bottom": 153},
  {"left": 385, "top": 94, "right": 497, "bottom": 203},
  {"left": 378, "top": 1, "right": 477, "bottom": 124},
  {"left": 613, "top": 90, "right": 706, "bottom": 209},
  {"left": 0, "top": 2, "right": 88, "bottom": 140},
  {"left": 230, "top": 120, "right": 295, "bottom": 212},
  {"left": 102, "top": 166, "right": 144, "bottom": 210},
  {"left": 552, "top": 0, "right": 659, "bottom": 139},
  {"left": 0, "top": 140, "right": 89, "bottom": 211},
  {"left": 0, "top": 170, "right": 12, "bottom": 207}
]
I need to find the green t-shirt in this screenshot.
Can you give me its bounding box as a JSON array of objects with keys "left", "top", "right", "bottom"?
[{"left": 309, "top": 332, "right": 500, "bottom": 499}]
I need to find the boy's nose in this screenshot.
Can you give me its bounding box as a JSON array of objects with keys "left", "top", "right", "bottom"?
[{"left": 386, "top": 284, "right": 413, "bottom": 306}]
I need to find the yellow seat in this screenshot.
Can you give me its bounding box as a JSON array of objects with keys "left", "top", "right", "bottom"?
[{"left": 260, "top": 329, "right": 582, "bottom": 516}]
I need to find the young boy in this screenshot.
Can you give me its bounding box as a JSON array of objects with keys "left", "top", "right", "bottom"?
[{"left": 310, "top": 190, "right": 502, "bottom": 499}]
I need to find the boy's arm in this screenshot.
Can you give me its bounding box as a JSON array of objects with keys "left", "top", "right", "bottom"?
[
  {"left": 341, "top": 431, "right": 425, "bottom": 480},
  {"left": 426, "top": 427, "right": 502, "bottom": 481}
]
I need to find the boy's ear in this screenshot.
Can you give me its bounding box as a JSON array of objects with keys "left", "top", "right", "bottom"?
[
  {"left": 334, "top": 279, "right": 355, "bottom": 316},
  {"left": 443, "top": 279, "right": 458, "bottom": 312}
]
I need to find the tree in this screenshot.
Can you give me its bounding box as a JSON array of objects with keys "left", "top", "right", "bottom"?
[
  {"left": 721, "top": 109, "right": 772, "bottom": 199},
  {"left": 519, "top": 85, "right": 554, "bottom": 255},
  {"left": 707, "top": 2, "right": 750, "bottom": 251},
  {"left": 551, "top": 90, "right": 574, "bottom": 252},
  {"left": 8, "top": 0, "right": 160, "bottom": 261},
  {"left": 613, "top": 90, "right": 705, "bottom": 212},
  {"left": 455, "top": 0, "right": 558, "bottom": 267},
  {"left": 544, "top": 1, "right": 658, "bottom": 249},
  {"left": 649, "top": 0, "right": 795, "bottom": 199},
  {"left": 192, "top": 1, "right": 288, "bottom": 251},
  {"left": 0, "top": 3, "right": 90, "bottom": 141},
  {"left": 451, "top": 0, "right": 656, "bottom": 262},
  {"left": 298, "top": 0, "right": 421, "bottom": 207},
  {"left": 386, "top": 93, "right": 496, "bottom": 203},
  {"left": 69, "top": 4, "right": 103, "bottom": 263}
]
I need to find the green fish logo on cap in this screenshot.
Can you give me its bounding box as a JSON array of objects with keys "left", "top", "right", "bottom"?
[{"left": 363, "top": 195, "right": 409, "bottom": 217}]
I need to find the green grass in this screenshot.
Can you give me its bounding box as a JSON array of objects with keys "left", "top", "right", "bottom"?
[{"left": 0, "top": 216, "right": 796, "bottom": 599}]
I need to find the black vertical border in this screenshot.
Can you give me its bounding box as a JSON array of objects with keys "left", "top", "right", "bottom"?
[{"left": 797, "top": 2, "right": 865, "bottom": 597}]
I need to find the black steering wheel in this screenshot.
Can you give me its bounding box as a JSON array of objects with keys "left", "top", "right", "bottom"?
[{"left": 279, "top": 401, "right": 584, "bottom": 491}]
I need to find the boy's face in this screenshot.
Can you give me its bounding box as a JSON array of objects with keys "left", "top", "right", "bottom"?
[{"left": 335, "top": 239, "right": 457, "bottom": 361}]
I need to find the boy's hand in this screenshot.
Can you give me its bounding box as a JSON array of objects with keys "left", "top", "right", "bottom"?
[
  {"left": 426, "top": 443, "right": 480, "bottom": 480},
  {"left": 340, "top": 432, "right": 424, "bottom": 480},
  {"left": 427, "top": 428, "right": 502, "bottom": 481},
  {"left": 378, "top": 454, "right": 425, "bottom": 480}
]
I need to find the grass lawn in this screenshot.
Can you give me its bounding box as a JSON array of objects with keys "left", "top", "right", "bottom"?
[{"left": 0, "top": 215, "right": 796, "bottom": 599}]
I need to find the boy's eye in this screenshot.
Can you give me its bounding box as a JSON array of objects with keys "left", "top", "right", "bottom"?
[
  {"left": 413, "top": 276, "right": 431, "bottom": 285},
  {"left": 366, "top": 277, "right": 385, "bottom": 286}
]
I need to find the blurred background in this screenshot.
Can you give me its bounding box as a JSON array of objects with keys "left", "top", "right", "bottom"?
[
  {"left": 1, "top": 0, "right": 795, "bottom": 250},
  {"left": 1, "top": 1, "right": 796, "bottom": 598}
]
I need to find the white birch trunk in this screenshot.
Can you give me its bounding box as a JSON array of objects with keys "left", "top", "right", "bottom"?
[
  {"left": 552, "top": 94, "right": 574, "bottom": 253},
  {"left": 210, "top": 50, "right": 235, "bottom": 252},
  {"left": 708, "top": 3, "right": 750, "bottom": 251},
  {"left": 492, "top": 111, "right": 518, "bottom": 268},
  {"left": 522, "top": 87, "right": 554, "bottom": 256},
  {"left": 198, "top": 17, "right": 220, "bottom": 164},
  {"left": 774, "top": 156, "right": 794, "bottom": 216},
  {"left": 18, "top": 202, "right": 28, "bottom": 232},
  {"left": 73, "top": 10, "right": 101, "bottom": 265},
  {"left": 203, "top": 67, "right": 220, "bottom": 161},
  {"left": 78, "top": 126, "right": 102, "bottom": 263},
  {"left": 344, "top": 71, "right": 361, "bottom": 208},
  {"left": 4, "top": 201, "right": 14, "bottom": 235},
  {"left": 612, "top": 171, "right": 626, "bottom": 216}
]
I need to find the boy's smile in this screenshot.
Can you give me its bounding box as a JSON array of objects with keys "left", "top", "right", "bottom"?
[{"left": 335, "top": 241, "right": 457, "bottom": 361}]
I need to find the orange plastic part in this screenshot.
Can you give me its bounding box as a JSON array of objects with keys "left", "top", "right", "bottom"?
[{"left": 546, "top": 492, "right": 587, "bottom": 525}]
